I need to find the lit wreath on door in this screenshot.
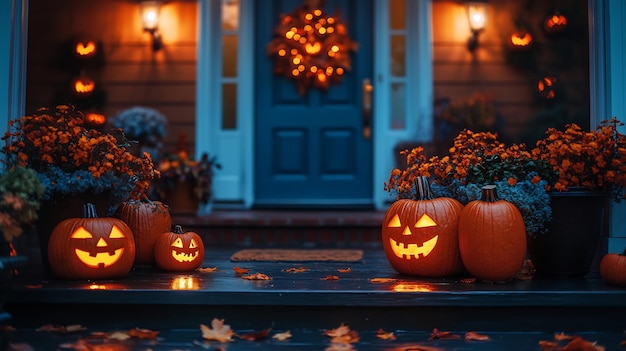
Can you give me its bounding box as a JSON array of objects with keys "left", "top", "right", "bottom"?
[{"left": 267, "top": 0, "right": 358, "bottom": 95}]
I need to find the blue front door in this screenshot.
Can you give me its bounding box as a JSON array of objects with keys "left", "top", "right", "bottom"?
[{"left": 254, "top": 0, "right": 373, "bottom": 208}]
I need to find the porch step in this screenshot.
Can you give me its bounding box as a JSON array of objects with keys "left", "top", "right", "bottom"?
[{"left": 172, "top": 209, "right": 387, "bottom": 248}]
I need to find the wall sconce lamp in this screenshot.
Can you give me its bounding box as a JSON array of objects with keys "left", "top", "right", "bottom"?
[
  {"left": 466, "top": 2, "right": 487, "bottom": 52},
  {"left": 140, "top": 0, "right": 163, "bottom": 51}
]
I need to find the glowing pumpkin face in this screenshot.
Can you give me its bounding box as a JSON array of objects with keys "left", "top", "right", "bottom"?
[
  {"left": 155, "top": 225, "right": 205, "bottom": 272},
  {"left": 381, "top": 176, "right": 464, "bottom": 277},
  {"left": 75, "top": 41, "right": 97, "bottom": 57},
  {"left": 48, "top": 203, "right": 136, "bottom": 280}
]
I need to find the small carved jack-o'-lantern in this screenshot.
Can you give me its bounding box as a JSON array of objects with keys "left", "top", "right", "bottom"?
[
  {"left": 544, "top": 12, "right": 567, "bottom": 33},
  {"left": 458, "top": 185, "right": 526, "bottom": 282},
  {"left": 381, "top": 176, "right": 464, "bottom": 277},
  {"left": 48, "top": 203, "right": 136, "bottom": 280},
  {"left": 537, "top": 76, "right": 557, "bottom": 99},
  {"left": 84, "top": 112, "right": 107, "bottom": 127},
  {"left": 75, "top": 41, "right": 97, "bottom": 58},
  {"left": 72, "top": 77, "right": 96, "bottom": 96},
  {"left": 509, "top": 32, "right": 532, "bottom": 48},
  {"left": 154, "top": 225, "right": 205, "bottom": 271}
]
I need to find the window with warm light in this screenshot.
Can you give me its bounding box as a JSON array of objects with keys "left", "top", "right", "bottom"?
[
  {"left": 221, "top": 0, "right": 239, "bottom": 130},
  {"left": 389, "top": 0, "right": 407, "bottom": 130}
]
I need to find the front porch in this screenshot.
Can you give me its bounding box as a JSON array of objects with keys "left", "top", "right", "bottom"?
[{"left": 1, "top": 210, "right": 625, "bottom": 350}]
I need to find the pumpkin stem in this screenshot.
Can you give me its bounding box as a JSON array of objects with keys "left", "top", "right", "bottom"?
[
  {"left": 414, "top": 176, "right": 434, "bottom": 200},
  {"left": 480, "top": 185, "right": 499, "bottom": 202},
  {"left": 83, "top": 203, "right": 98, "bottom": 218},
  {"left": 173, "top": 225, "right": 184, "bottom": 234}
]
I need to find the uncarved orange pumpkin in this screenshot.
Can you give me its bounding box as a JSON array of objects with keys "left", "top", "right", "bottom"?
[
  {"left": 154, "top": 225, "right": 205, "bottom": 272},
  {"left": 458, "top": 185, "right": 526, "bottom": 282},
  {"left": 382, "top": 176, "right": 465, "bottom": 277},
  {"left": 48, "top": 203, "right": 136, "bottom": 280},
  {"left": 115, "top": 200, "right": 172, "bottom": 266},
  {"left": 600, "top": 250, "right": 626, "bottom": 286}
]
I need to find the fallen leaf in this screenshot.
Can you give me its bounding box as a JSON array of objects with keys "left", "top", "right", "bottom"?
[
  {"left": 241, "top": 272, "right": 271, "bottom": 280},
  {"left": 337, "top": 268, "right": 351, "bottom": 273},
  {"left": 322, "top": 275, "right": 339, "bottom": 281},
  {"left": 127, "top": 328, "right": 159, "bottom": 339},
  {"left": 233, "top": 266, "right": 250, "bottom": 274},
  {"left": 200, "top": 318, "right": 235, "bottom": 342},
  {"left": 464, "top": 331, "right": 490, "bottom": 341},
  {"left": 460, "top": 278, "right": 476, "bottom": 284},
  {"left": 323, "top": 323, "right": 359, "bottom": 344},
  {"left": 369, "top": 278, "right": 396, "bottom": 283},
  {"left": 107, "top": 331, "right": 131, "bottom": 341},
  {"left": 59, "top": 339, "right": 129, "bottom": 351},
  {"left": 272, "top": 330, "right": 292, "bottom": 341},
  {"left": 197, "top": 267, "right": 218, "bottom": 272},
  {"left": 239, "top": 327, "right": 272, "bottom": 341},
  {"left": 538, "top": 340, "right": 559, "bottom": 351},
  {"left": 376, "top": 329, "right": 396, "bottom": 340},
  {"left": 36, "top": 324, "right": 87, "bottom": 333},
  {"left": 560, "top": 336, "right": 605, "bottom": 351},
  {"left": 282, "top": 267, "right": 309, "bottom": 273},
  {"left": 429, "top": 328, "right": 461, "bottom": 340}
]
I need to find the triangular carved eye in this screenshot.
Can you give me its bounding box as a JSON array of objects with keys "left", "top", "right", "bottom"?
[
  {"left": 388, "top": 214, "right": 401, "bottom": 227},
  {"left": 71, "top": 227, "right": 93, "bottom": 239},
  {"left": 189, "top": 239, "right": 198, "bottom": 249},
  {"left": 415, "top": 214, "right": 437, "bottom": 228},
  {"left": 172, "top": 237, "right": 184, "bottom": 248},
  {"left": 109, "top": 225, "right": 126, "bottom": 238}
]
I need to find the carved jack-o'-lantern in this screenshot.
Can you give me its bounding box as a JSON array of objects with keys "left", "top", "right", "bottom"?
[
  {"left": 75, "top": 41, "right": 97, "bottom": 58},
  {"left": 537, "top": 76, "right": 557, "bottom": 99},
  {"left": 72, "top": 77, "right": 96, "bottom": 96},
  {"left": 154, "top": 225, "right": 205, "bottom": 272},
  {"left": 381, "top": 176, "right": 465, "bottom": 277},
  {"left": 48, "top": 203, "right": 136, "bottom": 280},
  {"left": 509, "top": 32, "right": 532, "bottom": 48},
  {"left": 544, "top": 12, "right": 567, "bottom": 33}
]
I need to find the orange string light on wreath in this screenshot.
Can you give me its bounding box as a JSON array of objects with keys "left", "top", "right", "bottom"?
[{"left": 267, "top": 0, "right": 358, "bottom": 95}]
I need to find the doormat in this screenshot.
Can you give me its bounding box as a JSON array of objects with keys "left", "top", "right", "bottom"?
[{"left": 230, "top": 249, "right": 363, "bottom": 262}]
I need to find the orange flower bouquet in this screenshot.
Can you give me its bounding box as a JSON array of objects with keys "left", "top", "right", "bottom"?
[
  {"left": 1, "top": 105, "right": 158, "bottom": 213},
  {"left": 531, "top": 117, "right": 626, "bottom": 201},
  {"left": 385, "top": 130, "right": 556, "bottom": 234}
]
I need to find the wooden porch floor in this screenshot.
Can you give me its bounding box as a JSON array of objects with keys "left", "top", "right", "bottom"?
[{"left": 3, "top": 245, "right": 626, "bottom": 350}]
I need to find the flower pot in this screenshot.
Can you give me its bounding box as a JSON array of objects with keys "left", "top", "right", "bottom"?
[
  {"left": 35, "top": 191, "right": 110, "bottom": 271},
  {"left": 160, "top": 182, "right": 201, "bottom": 215},
  {"left": 527, "top": 189, "right": 610, "bottom": 277}
]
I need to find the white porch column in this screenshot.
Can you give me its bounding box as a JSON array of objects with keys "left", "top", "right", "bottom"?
[{"left": 589, "top": 0, "right": 626, "bottom": 253}]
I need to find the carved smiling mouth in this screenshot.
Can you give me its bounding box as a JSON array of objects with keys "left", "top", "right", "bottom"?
[
  {"left": 171, "top": 250, "right": 199, "bottom": 262},
  {"left": 74, "top": 248, "right": 124, "bottom": 268},
  {"left": 389, "top": 235, "right": 438, "bottom": 259}
]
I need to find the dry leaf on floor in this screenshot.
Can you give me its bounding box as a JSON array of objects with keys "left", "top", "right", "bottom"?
[
  {"left": 197, "top": 267, "right": 218, "bottom": 273},
  {"left": 325, "top": 342, "right": 355, "bottom": 351},
  {"left": 127, "top": 328, "right": 159, "bottom": 340},
  {"left": 282, "top": 267, "right": 309, "bottom": 273},
  {"left": 59, "top": 339, "right": 129, "bottom": 351},
  {"left": 322, "top": 275, "right": 339, "bottom": 281},
  {"left": 560, "top": 336, "right": 605, "bottom": 351},
  {"left": 200, "top": 318, "right": 235, "bottom": 342},
  {"left": 429, "top": 328, "right": 461, "bottom": 340},
  {"left": 460, "top": 278, "right": 476, "bottom": 284},
  {"left": 239, "top": 327, "right": 272, "bottom": 341},
  {"left": 554, "top": 332, "right": 574, "bottom": 341},
  {"left": 464, "top": 331, "right": 490, "bottom": 341},
  {"left": 323, "top": 323, "right": 359, "bottom": 344},
  {"left": 337, "top": 268, "right": 351, "bottom": 273},
  {"left": 36, "top": 324, "right": 87, "bottom": 333},
  {"left": 376, "top": 329, "right": 396, "bottom": 340},
  {"left": 241, "top": 272, "right": 271, "bottom": 280},
  {"left": 272, "top": 330, "right": 292, "bottom": 341},
  {"left": 233, "top": 266, "right": 250, "bottom": 274}
]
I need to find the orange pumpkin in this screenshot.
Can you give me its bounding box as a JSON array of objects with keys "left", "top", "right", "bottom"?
[
  {"left": 600, "top": 250, "right": 626, "bottom": 286},
  {"left": 154, "top": 225, "right": 205, "bottom": 271},
  {"left": 458, "top": 185, "right": 526, "bottom": 282},
  {"left": 48, "top": 203, "right": 136, "bottom": 280},
  {"left": 382, "top": 176, "right": 464, "bottom": 277},
  {"left": 115, "top": 200, "right": 172, "bottom": 266}
]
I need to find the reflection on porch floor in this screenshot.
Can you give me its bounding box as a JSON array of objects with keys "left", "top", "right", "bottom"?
[{"left": 3, "top": 248, "right": 626, "bottom": 351}]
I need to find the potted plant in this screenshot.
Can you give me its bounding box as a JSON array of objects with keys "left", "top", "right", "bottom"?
[
  {"left": 0, "top": 165, "right": 44, "bottom": 322},
  {"left": 156, "top": 150, "right": 221, "bottom": 215},
  {"left": 1, "top": 104, "right": 158, "bottom": 266},
  {"left": 110, "top": 106, "right": 168, "bottom": 161},
  {"left": 385, "top": 129, "right": 555, "bottom": 237},
  {"left": 527, "top": 117, "right": 626, "bottom": 276}
]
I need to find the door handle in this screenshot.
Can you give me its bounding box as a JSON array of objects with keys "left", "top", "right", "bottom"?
[{"left": 362, "top": 78, "right": 373, "bottom": 139}]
